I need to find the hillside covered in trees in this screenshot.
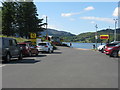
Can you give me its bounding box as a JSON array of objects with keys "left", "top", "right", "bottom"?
[{"left": 62, "top": 28, "right": 120, "bottom": 43}]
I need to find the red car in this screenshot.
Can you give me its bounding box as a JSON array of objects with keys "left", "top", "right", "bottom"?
[
  {"left": 104, "top": 43, "right": 120, "bottom": 57},
  {"left": 18, "top": 42, "right": 39, "bottom": 56}
]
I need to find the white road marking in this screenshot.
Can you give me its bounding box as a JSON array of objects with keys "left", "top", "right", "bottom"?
[{"left": 0, "top": 65, "right": 6, "bottom": 67}]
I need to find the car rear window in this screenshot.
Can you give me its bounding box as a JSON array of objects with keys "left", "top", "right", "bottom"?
[{"left": 38, "top": 43, "right": 46, "bottom": 46}]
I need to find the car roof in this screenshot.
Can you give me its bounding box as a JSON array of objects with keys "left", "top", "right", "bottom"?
[
  {"left": 0, "top": 37, "right": 15, "bottom": 40},
  {"left": 18, "top": 42, "right": 28, "bottom": 44},
  {"left": 38, "top": 42, "right": 49, "bottom": 43}
]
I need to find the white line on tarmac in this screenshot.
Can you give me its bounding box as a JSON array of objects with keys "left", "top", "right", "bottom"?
[{"left": 0, "top": 65, "right": 6, "bottom": 67}]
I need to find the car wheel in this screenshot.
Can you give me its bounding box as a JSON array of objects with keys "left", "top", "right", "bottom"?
[
  {"left": 5, "top": 53, "right": 11, "bottom": 62},
  {"left": 36, "top": 52, "right": 39, "bottom": 56},
  {"left": 101, "top": 49, "right": 104, "bottom": 53},
  {"left": 28, "top": 52, "right": 32, "bottom": 56},
  {"left": 110, "top": 51, "right": 118, "bottom": 57},
  {"left": 51, "top": 49, "right": 54, "bottom": 53},
  {"left": 18, "top": 52, "right": 23, "bottom": 60},
  {"left": 48, "top": 49, "right": 51, "bottom": 53}
]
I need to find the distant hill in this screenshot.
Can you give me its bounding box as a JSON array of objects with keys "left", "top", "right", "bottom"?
[
  {"left": 62, "top": 28, "right": 120, "bottom": 43},
  {"left": 40, "top": 28, "right": 76, "bottom": 37}
]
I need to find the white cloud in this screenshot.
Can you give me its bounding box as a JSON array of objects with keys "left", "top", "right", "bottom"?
[
  {"left": 61, "top": 6, "right": 95, "bottom": 17},
  {"left": 113, "top": 7, "right": 118, "bottom": 17},
  {"left": 61, "top": 12, "right": 80, "bottom": 17},
  {"left": 84, "top": 6, "right": 95, "bottom": 11},
  {"left": 80, "top": 16, "right": 114, "bottom": 23}
]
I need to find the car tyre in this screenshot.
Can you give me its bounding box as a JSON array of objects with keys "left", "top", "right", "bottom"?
[
  {"left": 18, "top": 52, "right": 23, "bottom": 60},
  {"left": 110, "top": 51, "right": 118, "bottom": 57},
  {"left": 28, "top": 52, "right": 32, "bottom": 56},
  {"left": 5, "top": 53, "right": 11, "bottom": 62},
  {"left": 48, "top": 49, "right": 51, "bottom": 53},
  {"left": 51, "top": 49, "right": 54, "bottom": 53}
]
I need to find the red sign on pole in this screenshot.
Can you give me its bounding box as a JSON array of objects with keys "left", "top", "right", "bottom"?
[{"left": 100, "top": 35, "right": 109, "bottom": 39}]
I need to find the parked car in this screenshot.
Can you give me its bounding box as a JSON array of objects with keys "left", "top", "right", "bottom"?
[
  {"left": 103, "top": 42, "right": 120, "bottom": 53},
  {"left": 118, "top": 50, "right": 120, "bottom": 57},
  {"left": 1, "top": 37, "right": 23, "bottom": 62},
  {"left": 109, "top": 43, "right": 120, "bottom": 57},
  {"left": 36, "top": 42, "right": 54, "bottom": 53},
  {"left": 97, "top": 44, "right": 105, "bottom": 52},
  {"left": 104, "top": 43, "right": 120, "bottom": 57},
  {"left": 18, "top": 42, "right": 39, "bottom": 56}
]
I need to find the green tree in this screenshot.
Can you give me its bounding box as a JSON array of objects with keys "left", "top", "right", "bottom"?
[
  {"left": 2, "top": 2, "right": 16, "bottom": 36},
  {"left": 0, "top": 7, "right": 2, "bottom": 34},
  {"left": 2, "top": 1, "right": 45, "bottom": 38},
  {"left": 16, "top": 1, "right": 44, "bottom": 38}
]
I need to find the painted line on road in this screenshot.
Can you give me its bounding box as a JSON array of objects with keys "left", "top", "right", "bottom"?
[
  {"left": 75, "top": 48, "right": 91, "bottom": 50},
  {"left": 0, "top": 65, "right": 6, "bottom": 67}
]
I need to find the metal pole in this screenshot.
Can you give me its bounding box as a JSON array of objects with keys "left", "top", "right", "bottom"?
[
  {"left": 113, "top": 19, "right": 118, "bottom": 41},
  {"left": 46, "top": 16, "right": 48, "bottom": 40},
  {"left": 46, "top": 16, "right": 48, "bottom": 30},
  {"left": 95, "top": 24, "right": 98, "bottom": 50},
  {"left": 108, "top": 26, "right": 110, "bottom": 43}
]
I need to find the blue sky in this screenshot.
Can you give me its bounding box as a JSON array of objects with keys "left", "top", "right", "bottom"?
[{"left": 35, "top": 2, "right": 118, "bottom": 35}]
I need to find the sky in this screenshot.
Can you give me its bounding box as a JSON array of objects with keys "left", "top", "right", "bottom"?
[{"left": 33, "top": 2, "right": 118, "bottom": 35}]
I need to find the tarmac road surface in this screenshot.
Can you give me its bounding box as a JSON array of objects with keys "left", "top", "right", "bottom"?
[{"left": 2, "top": 46, "right": 118, "bottom": 88}]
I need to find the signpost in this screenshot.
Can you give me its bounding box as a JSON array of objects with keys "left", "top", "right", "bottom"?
[
  {"left": 100, "top": 35, "right": 109, "bottom": 39},
  {"left": 30, "top": 33, "right": 37, "bottom": 45},
  {"left": 30, "top": 33, "right": 36, "bottom": 39}
]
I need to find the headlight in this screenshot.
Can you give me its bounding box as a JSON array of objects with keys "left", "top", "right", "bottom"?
[{"left": 108, "top": 48, "right": 112, "bottom": 50}]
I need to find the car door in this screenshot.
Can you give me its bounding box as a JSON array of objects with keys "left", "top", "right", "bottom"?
[
  {"left": 9, "top": 39, "right": 19, "bottom": 57},
  {"left": 12, "top": 39, "right": 20, "bottom": 56}
]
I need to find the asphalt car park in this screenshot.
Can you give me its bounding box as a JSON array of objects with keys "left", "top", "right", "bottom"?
[{"left": 2, "top": 47, "right": 118, "bottom": 88}]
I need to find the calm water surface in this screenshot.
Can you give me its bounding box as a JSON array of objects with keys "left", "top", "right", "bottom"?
[{"left": 64, "top": 42, "right": 105, "bottom": 49}]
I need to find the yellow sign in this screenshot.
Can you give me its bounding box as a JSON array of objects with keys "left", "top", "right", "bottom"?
[
  {"left": 100, "top": 35, "right": 109, "bottom": 39},
  {"left": 29, "top": 39, "right": 36, "bottom": 45},
  {"left": 30, "top": 33, "right": 36, "bottom": 39}
]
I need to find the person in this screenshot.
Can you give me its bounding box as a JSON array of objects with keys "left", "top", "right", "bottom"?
[
  {"left": 93, "top": 44, "right": 95, "bottom": 49},
  {"left": 70, "top": 43, "right": 72, "bottom": 47}
]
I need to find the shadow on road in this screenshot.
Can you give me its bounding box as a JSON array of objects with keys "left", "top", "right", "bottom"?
[
  {"left": 3, "top": 59, "right": 41, "bottom": 64},
  {"left": 36, "top": 54, "right": 47, "bottom": 57},
  {"left": 53, "top": 52, "right": 62, "bottom": 54}
]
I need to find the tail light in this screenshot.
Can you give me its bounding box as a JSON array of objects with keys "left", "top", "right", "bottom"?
[{"left": 45, "top": 46, "right": 48, "bottom": 47}]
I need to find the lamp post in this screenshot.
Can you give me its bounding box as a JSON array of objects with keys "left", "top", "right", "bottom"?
[
  {"left": 46, "top": 16, "right": 48, "bottom": 40},
  {"left": 108, "top": 26, "right": 110, "bottom": 43},
  {"left": 113, "top": 19, "right": 118, "bottom": 41},
  {"left": 95, "top": 24, "right": 98, "bottom": 49}
]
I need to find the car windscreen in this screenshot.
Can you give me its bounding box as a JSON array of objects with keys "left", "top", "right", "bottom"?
[
  {"left": 115, "top": 43, "right": 120, "bottom": 46},
  {"left": 106, "top": 43, "right": 118, "bottom": 47},
  {"left": 38, "top": 43, "right": 46, "bottom": 46}
]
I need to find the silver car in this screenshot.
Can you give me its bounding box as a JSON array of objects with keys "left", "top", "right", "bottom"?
[{"left": 36, "top": 42, "right": 53, "bottom": 53}]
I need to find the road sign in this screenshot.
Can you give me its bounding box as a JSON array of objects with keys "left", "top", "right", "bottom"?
[
  {"left": 29, "top": 39, "right": 36, "bottom": 45},
  {"left": 30, "top": 33, "right": 36, "bottom": 39},
  {"left": 100, "top": 35, "right": 109, "bottom": 39}
]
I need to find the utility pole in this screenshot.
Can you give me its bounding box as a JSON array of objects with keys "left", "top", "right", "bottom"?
[
  {"left": 95, "top": 24, "right": 98, "bottom": 49},
  {"left": 108, "top": 26, "right": 110, "bottom": 43},
  {"left": 113, "top": 19, "right": 118, "bottom": 41},
  {"left": 46, "top": 16, "right": 48, "bottom": 40}
]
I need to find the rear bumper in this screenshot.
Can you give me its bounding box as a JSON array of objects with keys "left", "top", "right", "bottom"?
[{"left": 37, "top": 48, "right": 48, "bottom": 52}]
